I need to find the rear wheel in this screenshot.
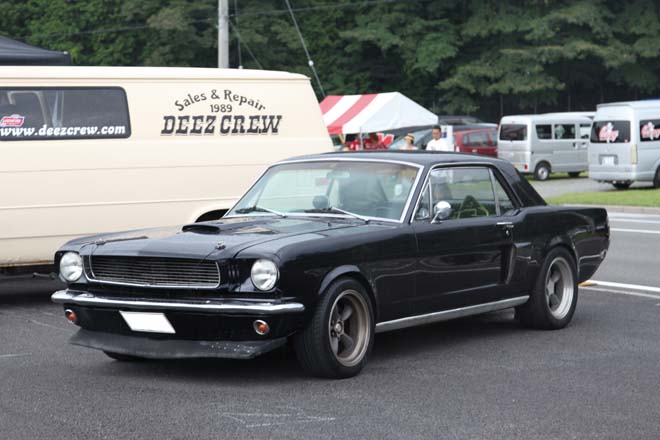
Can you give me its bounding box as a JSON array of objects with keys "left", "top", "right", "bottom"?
[
  {"left": 567, "top": 171, "right": 581, "bottom": 178},
  {"left": 103, "top": 351, "right": 147, "bottom": 362},
  {"left": 534, "top": 162, "right": 551, "bottom": 181},
  {"left": 612, "top": 182, "right": 631, "bottom": 190},
  {"left": 653, "top": 167, "right": 660, "bottom": 188},
  {"left": 294, "top": 278, "right": 374, "bottom": 378},
  {"left": 517, "top": 247, "right": 578, "bottom": 330}
]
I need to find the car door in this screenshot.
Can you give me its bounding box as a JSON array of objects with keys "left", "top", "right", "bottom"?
[
  {"left": 411, "top": 165, "right": 520, "bottom": 314},
  {"left": 552, "top": 122, "right": 578, "bottom": 171}
]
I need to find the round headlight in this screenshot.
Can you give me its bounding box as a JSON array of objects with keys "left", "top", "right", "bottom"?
[
  {"left": 250, "top": 259, "right": 279, "bottom": 291},
  {"left": 59, "top": 252, "right": 83, "bottom": 282}
]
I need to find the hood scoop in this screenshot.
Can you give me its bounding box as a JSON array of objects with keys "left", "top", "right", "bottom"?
[{"left": 181, "top": 223, "right": 222, "bottom": 234}]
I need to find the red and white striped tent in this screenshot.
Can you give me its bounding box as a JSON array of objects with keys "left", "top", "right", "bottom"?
[{"left": 320, "top": 92, "right": 438, "bottom": 135}]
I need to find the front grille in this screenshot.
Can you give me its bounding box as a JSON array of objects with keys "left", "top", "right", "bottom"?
[{"left": 86, "top": 256, "right": 220, "bottom": 289}]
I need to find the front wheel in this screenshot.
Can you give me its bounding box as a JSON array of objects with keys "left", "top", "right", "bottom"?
[
  {"left": 516, "top": 247, "right": 578, "bottom": 330},
  {"left": 294, "top": 278, "right": 374, "bottom": 378},
  {"left": 534, "top": 162, "right": 551, "bottom": 181}
]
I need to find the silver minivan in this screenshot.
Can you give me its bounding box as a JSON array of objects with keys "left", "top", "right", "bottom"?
[
  {"left": 589, "top": 101, "right": 660, "bottom": 189},
  {"left": 497, "top": 114, "right": 592, "bottom": 180}
]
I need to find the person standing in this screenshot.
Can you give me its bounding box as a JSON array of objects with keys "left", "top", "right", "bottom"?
[
  {"left": 402, "top": 133, "right": 417, "bottom": 150},
  {"left": 426, "top": 125, "right": 453, "bottom": 152}
]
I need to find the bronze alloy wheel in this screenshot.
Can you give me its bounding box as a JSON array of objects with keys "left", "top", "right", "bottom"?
[{"left": 327, "top": 289, "right": 371, "bottom": 367}]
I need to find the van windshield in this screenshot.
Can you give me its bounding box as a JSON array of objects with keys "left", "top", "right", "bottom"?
[
  {"left": 590, "top": 120, "right": 630, "bottom": 143},
  {"left": 499, "top": 124, "right": 527, "bottom": 141}
]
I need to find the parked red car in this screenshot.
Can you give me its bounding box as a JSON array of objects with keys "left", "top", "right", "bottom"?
[{"left": 454, "top": 128, "right": 498, "bottom": 157}]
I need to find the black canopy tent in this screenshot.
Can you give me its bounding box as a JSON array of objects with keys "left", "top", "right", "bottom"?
[{"left": 0, "top": 35, "right": 70, "bottom": 65}]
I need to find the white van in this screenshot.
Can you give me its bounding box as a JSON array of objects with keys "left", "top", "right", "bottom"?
[
  {"left": 497, "top": 114, "right": 592, "bottom": 180},
  {"left": 0, "top": 66, "right": 331, "bottom": 274},
  {"left": 588, "top": 101, "right": 660, "bottom": 189}
]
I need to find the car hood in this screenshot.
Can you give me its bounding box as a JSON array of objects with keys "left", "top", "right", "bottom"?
[{"left": 72, "top": 216, "right": 361, "bottom": 260}]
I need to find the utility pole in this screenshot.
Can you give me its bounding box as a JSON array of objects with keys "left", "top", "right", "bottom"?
[{"left": 218, "top": 0, "right": 229, "bottom": 68}]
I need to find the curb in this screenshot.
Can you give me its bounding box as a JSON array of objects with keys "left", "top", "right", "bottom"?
[{"left": 561, "top": 204, "right": 660, "bottom": 215}]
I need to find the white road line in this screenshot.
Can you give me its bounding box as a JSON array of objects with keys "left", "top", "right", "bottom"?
[
  {"left": 611, "top": 228, "right": 660, "bottom": 234},
  {"left": 582, "top": 286, "right": 660, "bottom": 300},
  {"left": 587, "top": 280, "right": 660, "bottom": 294},
  {"left": 610, "top": 218, "right": 660, "bottom": 225},
  {"left": 0, "top": 353, "right": 32, "bottom": 359}
]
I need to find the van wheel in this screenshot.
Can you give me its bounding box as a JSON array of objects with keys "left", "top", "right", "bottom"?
[
  {"left": 534, "top": 162, "right": 551, "bottom": 181},
  {"left": 516, "top": 247, "right": 578, "bottom": 330},
  {"left": 294, "top": 278, "right": 374, "bottom": 379},
  {"left": 568, "top": 171, "right": 581, "bottom": 178},
  {"left": 196, "top": 209, "right": 227, "bottom": 222},
  {"left": 654, "top": 167, "right": 660, "bottom": 188},
  {"left": 612, "top": 182, "right": 631, "bottom": 190}
]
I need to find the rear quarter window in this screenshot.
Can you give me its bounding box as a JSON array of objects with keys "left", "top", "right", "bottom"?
[
  {"left": 0, "top": 87, "right": 130, "bottom": 141},
  {"left": 640, "top": 119, "right": 660, "bottom": 142}
]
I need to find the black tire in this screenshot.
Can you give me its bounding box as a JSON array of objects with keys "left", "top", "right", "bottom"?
[
  {"left": 567, "top": 171, "right": 581, "bottom": 178},
  {"left": 534, "top": 162, "right": 551, "bottom": 181},
  {"left": 516, "top": 247, "right": 578, "bottom": 330},
  {"left": 103, "top": 351, "right": 147, "bottom": 362},
  {"left": 294, "top": 277, "right": 374, "bottom": 379},
  {"left": 654, "top": 167, "right": 660, "bottom": 189},
  {"left": 612, "top": 182, "right": 631, "bottom": 190}
]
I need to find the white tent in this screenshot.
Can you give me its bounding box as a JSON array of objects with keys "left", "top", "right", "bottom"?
[{"left": 320, "top": 92, "right": 438, "bottom": 135}]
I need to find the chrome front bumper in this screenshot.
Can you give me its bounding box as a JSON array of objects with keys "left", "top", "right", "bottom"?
[{"left": 51, "top": 290, "right": 305, "bottom": 315}]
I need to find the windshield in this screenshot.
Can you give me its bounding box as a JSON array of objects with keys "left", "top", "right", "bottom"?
[{"left": 228, "top": 160, "right": 421, "bottom": 221}]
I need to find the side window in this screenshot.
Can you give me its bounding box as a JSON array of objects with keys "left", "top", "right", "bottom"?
[
  {"left": 0, "top": 87, "right": 130, "bottom": 141},
  {"left": 415, "top": 167, "right": 496, "bottom": 221},
  {"left": 492, "top": 177, "right": 515, "bottom": 214},
  {"left": 640, "top": 119, "right": 660, "bottom": 142},
  {"left": 553, "top": 124, "right": 575, "bottom": 139},
  {"left": 580, "top": 123, "right": 591, "bottom": 139},
  {"left": 535, "top": 124, "right": 552, "bottom": 140}
]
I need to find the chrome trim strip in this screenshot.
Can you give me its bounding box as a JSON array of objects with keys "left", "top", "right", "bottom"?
[
  {"left": 51, "top": 290, "right": 305, "bottom": 314},
  {"left": 224, "top": 157, "right": 425, "bottom": 224},
  {"left": 374, "top": 295, "right": 529, "bottom": 333},
  {"left": 85, "top": 259, "right": 222, "bottom": 290}
]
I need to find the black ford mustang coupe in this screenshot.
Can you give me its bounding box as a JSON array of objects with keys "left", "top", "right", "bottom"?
[{"left": 52, "top": 152, "right": 609, "bottom": 378}]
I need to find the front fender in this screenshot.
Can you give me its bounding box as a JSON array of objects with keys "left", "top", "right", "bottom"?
[{"left": 317, "top": 265, "right": 379, "bottom": 319}]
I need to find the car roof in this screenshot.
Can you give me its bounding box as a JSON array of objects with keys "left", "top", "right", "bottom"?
[{"left": 281, "top": 150, "right": 508, "bottom": 167}]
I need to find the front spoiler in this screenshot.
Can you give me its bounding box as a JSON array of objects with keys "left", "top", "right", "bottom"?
[{"left": 71, "top": 329, "right": 287, "bottom": 360}]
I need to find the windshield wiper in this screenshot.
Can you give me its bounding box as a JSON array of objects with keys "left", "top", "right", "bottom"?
[
  {"left": 234, "top": 205, "right": 286, "bottom": 218},
  {"left": 304, "top": 207, "right": 370, "bottom": 224}
]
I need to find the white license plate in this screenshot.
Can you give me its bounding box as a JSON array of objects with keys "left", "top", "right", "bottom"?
[
  {"left": 119, "top": 311, "right": 176, "bottom": 334},
  {"left": 601, "top": 156, "right": 616, "bottom": 166}
]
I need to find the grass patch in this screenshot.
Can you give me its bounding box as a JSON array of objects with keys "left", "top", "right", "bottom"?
[
  {"left": 547, "top": 187, "right": 660, "bottom": 207},
  {"left": 525, "top": 172, "right": 588, "bottom": 181}
]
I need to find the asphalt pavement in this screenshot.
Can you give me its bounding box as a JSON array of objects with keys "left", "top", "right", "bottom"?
[
  {"left": 1, "top": 214, "right": 660, "bottom": 440},
  {"left": 530, "top": 176, "right": 650, "bottom": 199}
]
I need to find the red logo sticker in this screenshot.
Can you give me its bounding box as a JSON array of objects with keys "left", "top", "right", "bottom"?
[
  {"left": 0, "top": 114, "right": 25, "bottom": 127},
  {"left": 641, "top": 122, "right": 660, "bottom": 140},
  {"left": 598, "top": 123, "right": 619, "bottom": 142}
]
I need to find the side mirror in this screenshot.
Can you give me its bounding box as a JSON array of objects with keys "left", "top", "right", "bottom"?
[{"left": 432, "top": 201, "right": 452, "bottom": 223}]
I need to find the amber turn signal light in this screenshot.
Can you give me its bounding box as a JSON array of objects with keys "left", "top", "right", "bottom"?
[
  {"left": 253, "top": 320, "right": 270, "bottom": 335},
  {"left": 64, "top": 309, "right": 78, "bottom": 325}
]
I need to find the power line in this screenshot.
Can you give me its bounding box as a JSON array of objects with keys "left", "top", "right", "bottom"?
[
  {"left": 228, "top": 19, "right": 263, "bottom": 69},
  {"left": 283, "top": 0, "right": 325, "bottom": 97}
]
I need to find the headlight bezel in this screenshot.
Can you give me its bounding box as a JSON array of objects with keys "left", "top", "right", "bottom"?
[
  {"left": 250, "top": 258, "right": 279, "bottom": 291},
  {"left": 59, "top": 252, "right": 83, "bottom": 282}
]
